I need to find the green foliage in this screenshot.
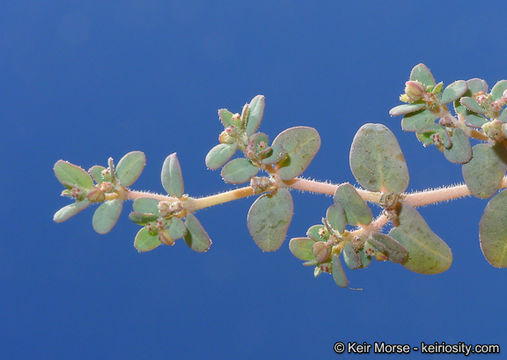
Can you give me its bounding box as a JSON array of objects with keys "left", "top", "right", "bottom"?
[
  {"left": 53, "top": 64, "right": 507, "bottom": 290},
  {"left": 247, "top": 188, "right": 294, "bottom": 252}
]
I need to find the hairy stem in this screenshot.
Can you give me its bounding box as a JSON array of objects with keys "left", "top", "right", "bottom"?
[{"left": 126, "top": 176, "right": 507, "bottom": 211}]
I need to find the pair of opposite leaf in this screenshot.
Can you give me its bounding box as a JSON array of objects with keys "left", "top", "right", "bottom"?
[
  {"left": 291, "top": 123, "right": 453, "bottom": 288},
  {"left": 205, "top": 94, "right": 322, "bottom": 252},
  {"left": 390, "top": 64, "right": 507, "bottom": 200}
]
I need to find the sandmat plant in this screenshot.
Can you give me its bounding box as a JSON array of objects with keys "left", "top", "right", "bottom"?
[{"left": 53, "top": 64, "right": 507, "bottom": 289}]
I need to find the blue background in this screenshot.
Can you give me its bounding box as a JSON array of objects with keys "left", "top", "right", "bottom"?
[{"left": 2, "top": 1, "right": 505, "bottom": 359}]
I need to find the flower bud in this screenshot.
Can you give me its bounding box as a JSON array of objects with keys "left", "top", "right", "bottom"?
[
  {"left": 158, "top": 201, "right": 171, "bottom": 217},
  {"left": 312, "top": 241, "right": 331, "bottom": 263},
  {"left": 219, "top": 130, "right": 234, "bottom": 144},
  {"left": 482, "top": 119, "right": 505, "bottom": 142},
  {"left": 404, "top": 81, "right": 426, "bottom": 101},
  {"left": 99, "top": 181, "right": 113, "bottom": 193},
  {"left": 87, "top": 188, "right": 105, "bottom": 202}
]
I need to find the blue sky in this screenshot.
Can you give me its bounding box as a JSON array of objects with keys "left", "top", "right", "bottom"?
[{"left": 1, "top": 1, "right": 505, "bottom": 359}]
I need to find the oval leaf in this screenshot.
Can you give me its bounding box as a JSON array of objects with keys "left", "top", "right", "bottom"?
[
  {"left": 350, "top": 123, "right": 409, "bottom": 193},
  {"left": 218, "top": 108, "right": 233, "bottom": 127},
  {"left": 467, "top": 78, "right": 488, "bottom": 94},
  {"left": 115, "top": 151, "right": 146, "bottom": 187},
  {"left": 271, "top": 126, "right": 321, "bottom": 180},
  {"left": 342, "top": 242, "right": 361, "bottom": 270},
  {"left": 410, "top": 63, "right": 436, "bottom": 87},
  {"left": 389, "top": 103, "right": 426, "bottom": 117},
  {"left": 134, "top": 227, "right": 161, "bottom": 252},
  {"left": 369, "top": 233, "right": 408, "bottom": 264},
  {"left": 88, "top": 165, "right": 106, "bottom": 184},
  {"left": 247, "top": 188, "right": 294, "bottom": 252},
  {"left": 463, "top": 113, "right": 487, "bottom": 128},
  {"left": 401, "top": 109, "right": 436, "bottom": 132},
  {"left": 54, "top": 160, "right": 94, "bottom": 189},
  {"left": 479, "top": 190, "right": 507, "bottom": 267},
  {"left": 462, "top": 143, "right": 507, "bottom": 199},
  {"left": 289, "top": 237, "right": 315, "bottom": 261},
  {"left": 161, "top": 153, "right": 184, "bottom": 197},
  {"left": 333, "top": 184, "right": 372, "bottom": 226},
  {"left": 332, "top": 254, "right": 348, "bottom": 288},
  {"left": 132, "top": 198, "right": 159, "bottom": 215},
  {"left": 129, "top": 212, "right": 158, "bottom": 225},
  {"left": 460, "top": 97, "right": 485, "bottom": 114},
  {"left": 53, "top": 200, "right": 91, "bottom": 223},
  {"left": 443, "top": 128, "right": 472, "bottom": 164},
  {"left": 306, "top": 224, "right": 329, "bottom": 242},
  {"left": 92, "top": 199, "right": 123, "bottom": 234},
  {"left": 326, "top": 203, "right": 346, "bottom": 234},
  {"left": 389, "top": 204, "right": 452, "bottom": 274},
  {"left": 184, "top": 213, "right": 211, "bottom": 252},
  {"left": 205, "top": 143, "right": 237, "bottom": 170},
  {"left": 246, "top": 95, "right": 265, "bottom": 135},
  {"left": 491, "top": 80, "right": 507, "bottom": 101},
  {"left": 168, "top": 217, "right": 187, "bottom": 240},
  {"left": 440, "top": 80, "right": 467, "bottom": 104},
  {"left": 221, "top": 158, "right": 259, "bottom": 184}
]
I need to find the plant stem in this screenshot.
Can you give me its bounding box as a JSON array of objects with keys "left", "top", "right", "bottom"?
[{"left": 126, "top": 176, "right": 507, "bottom": 212}]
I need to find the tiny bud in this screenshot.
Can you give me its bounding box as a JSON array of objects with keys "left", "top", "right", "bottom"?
[
  {"left": 399, "top": 94, "right": 410, "bottom": 103},
  {"left": 312, "top": 242, "right": 331, "bottom": 263},
  {"left": 257, "top": 141, "right": 267, "bottom": 150},
  {"left": 431, "top": 133, "right": 442, "bottom": 147},
  {"left": 158, "top": 229, "right": 174, "bottom": 246},
  {"left": 224, "top": 126, "right": 237, "bottom": 136},
  {"left": 404, "top": 81, "right": 426, "bottom": 101},
  {"left": 482, "top": 119, "right": 505, "bottom": 142},
  {"left": 319, "top": 263, "right": 331, "bottom": 273},
  {"left": 71, "top": 188, "right": 82, "bottom": 199},
  {"left": 99, "top": 181, "right": 113, "bottom": 193},
  {"left": 169, "top": 201, "right": 183, "bottom": 214},
  {"left": 155, "top": 218, "right": 164, "bottom": 230},
  {"left": 87, "top": 188, "right": 105, "bottom": 202},
  {"left": 219, "top": 130, "right": 234, "bottom": 144},
  {"left": 490, "top": 99, "right": 505, "bottom": 113},
  {"left": 474, "top": 91, "right": 487, "bottom": 105},
  {"left": 317, "top": 227, "right": 328, "bottom": 239},
  {"left": 158, "top": 201, "right": 171, "bottom": 217}
]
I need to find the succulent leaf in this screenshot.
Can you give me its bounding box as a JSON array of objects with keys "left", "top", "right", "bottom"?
[
  {"left": 115, "top": 151, "right": 146, "bottom": 187},
  {"left": 53, "top": 200, "right": 91, "bottom": 223},
  {"left": 161, "top": 153, "right": 184, "bottom": 197},
  {"left": 479, "top": 190, "right": 507, "bottom": 267},
  {"left": 221, "top": 158, "right": 259, "bottom": 184},
  {"left": 184, "top": 213, "right": 211, "bottom": 252},
  {"left": 134, "top": 227, "right": 161, "bottom": 252},
  {"left": 54, "top": 160, "right": 94, "bottom": 189},
  {"left": 333, "top": 184, "right": 372, "bottom": 226}
]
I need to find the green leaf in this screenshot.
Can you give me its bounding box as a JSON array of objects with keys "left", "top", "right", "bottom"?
[
  {"left": 462, "top": 143, "right": 507, "bottom": 199},
  {"left": 463, "top": 113, "right": 487, "bottom": 128},
  {"left": 92, "top": 199, "right": 123, "bottom": 234},
  {"left": 129, "top": 212, "right": 158, "bottom": 225},
  {"left": 467, "top": 78, "right": 488, "bottom": 94},
  {"left": 358, "top": 249, "right": 372, "bottom": 269},
  {"left": 415, "top": 124, "right": 444, "bottom": 146},
  {"left": 245, "top": 95, "right": 265, "bottom": 135},
  {"left": 306, "top": 224, "right": 329, "bottom": 242},
  {"left": 389, "top": 103, "right": 426, "bottom": 117},
  {"left": 332, "top": 254, "right": 348, "bottom": 288},
  {"left": 326, "top": 203, "right": 346, "bottom": 234},
  {"left": 205, "top": 143, "right": 238, "bottom": 170},
  {"left": 134, "top": 227, "right": 161, "bottom": 252},
  {"left": 115, "top": 151, "right": 146, "bottom": 187},
  {"left": 350, "top": 123, "right": 409, "bottom": 194},
  {"left": 389, "top": 204, "right": 452, "bottom": 274},
  {"left": 401, "top": 109, "right": 436, "bottom": 132},
  {"left": 54, "top": 160, "right": 94, "bottom": 189},
  {"left": 342, "top": 242, "right": 361, "bottom": 270},
  {"left": 218, "top": 108, "right": 233, "bottom": 127},
  {"left": 132, "top": 198, "right": 159, "bottom": 215},
  {"left": 161, "top": 153, "right": 184, "bottom": 197},
  {"left": 271, "top": 126, "right": 321, "bottom": 180},
  {"left": 221, "top": 158, "right": 259, "bottom": 184},
  {"left": 460, "top": 97, "right": 486, "bottom": 114},
  {"left": 289, "top": 237, "right": 315, "bottom": 261},
  {"left": 479, "top": 190, "right": 507, "bottom": 267},
  {"left": 168, "top": 217, "right": 187, "bottom": 240},
  {"left": 184, "top": 213, "right": 212, "bottom": 252},
  {"left": 409, "top": 63, "right": 436, "bottom": 87},
  {"left": 440, "top": 80, "right": 467, "bottom": 104},
  {"left": 369, "top": 233, "right": 408, "bottom": 264},
  {"left": 443, "top": 128, "right": 472, "bottom": 164},
  {"left": 334, "top": 184, "right": 372, "bottom": 226},
  {"left": 53, "top": 200, "right": 91, "bottom": 223},
  {"left": 247, "top": 188, "right": 294, "bottom": 252},
  {"left": 261, "top": 143, "right": 286, "bottom": 165},
  {"left": 88, "top": 165, "right": 106, "bottom": 183},
  {"left": 499, "top": 108, "right": 507, "bottom": 123},
  {"left": 491, "top": 80, "right": 507, "bottom": 101}
]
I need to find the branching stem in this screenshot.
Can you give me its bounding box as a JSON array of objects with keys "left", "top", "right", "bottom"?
[{"left": 126, "top": 176, "right": 507, "bottom": 212}]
